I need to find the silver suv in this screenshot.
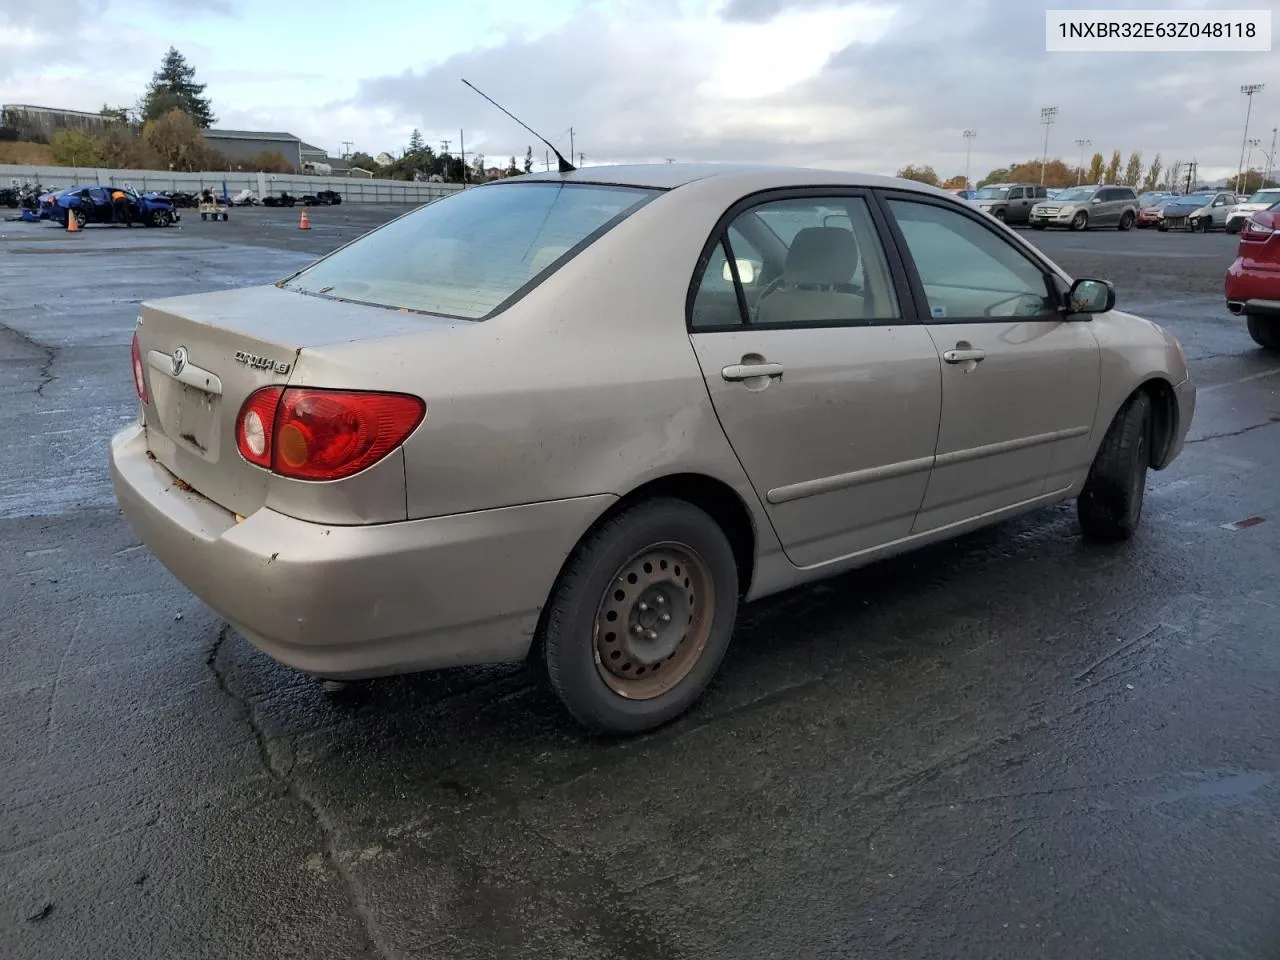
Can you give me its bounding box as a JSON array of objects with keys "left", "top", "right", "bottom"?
[
  {"left": 970, "top": 182, "right": 1049, "bottom": 225},
  {"left": 1029, "top": 185, "right": 1140, "bottom": 231}
]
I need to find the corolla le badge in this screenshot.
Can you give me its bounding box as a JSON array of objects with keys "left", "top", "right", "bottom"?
[
  {"left": 170, "top": 346, "right": 188, "bottom": 376},
  {"left": 233, "top": 350, "right": 292, "bottom": 375}
]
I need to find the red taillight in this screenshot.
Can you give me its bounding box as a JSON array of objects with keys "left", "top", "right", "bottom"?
[
  {"left": 1244, "top": 218, "right": 1276, "bottom": 239},
  {"left": 235, "top": 387, "right": 425, "bottom": 481},
  {"left": 131, "top": 331, "right": 148, "bottom": 403}
]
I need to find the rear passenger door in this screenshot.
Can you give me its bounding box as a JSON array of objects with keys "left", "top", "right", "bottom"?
[
  {"left": 688, "top": 191, "right": 943, "bottom": 568},
  {"left": 878, "top": 192, "right": 1101, "bottom": 532}
]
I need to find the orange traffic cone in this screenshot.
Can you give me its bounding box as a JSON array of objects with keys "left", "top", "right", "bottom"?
[
  {"left": 299, "top": 209, "right": 311, "bottom": 230},
  {"left": 66, "top": 210, "right": 81, "bottom": 233}
]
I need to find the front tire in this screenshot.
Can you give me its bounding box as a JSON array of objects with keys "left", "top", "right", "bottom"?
[
  {"left": 540, "top": 498, "right": 739, "bottom": 735},
  {"left": 1078, "top": 391, "right": 1153, "bottom": 543},
  {"left": 1247, "top": 315, "right": 1280, "bottom": 351},
  {"left": 1070, "top": 211, "right": 1089, "bottom": 231}
]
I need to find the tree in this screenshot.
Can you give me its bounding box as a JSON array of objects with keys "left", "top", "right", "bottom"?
[
  {"left": 141, "top": 47, "right": 215, "bottom": 128},
  {"left": 1104, "top": 150, "right": 1122, "bottom": 184},
  {"left": 408, "top": 129, "right": 425, "bottom": 154},
  {"left": 470, "top": 152, "right": 487, "bottom": 181},
  {"left": 1166, "top": 160, "right": 1183, "bottom": 192},
  {"left": 978, "top": 167, "right": 1011, "bottom": 187},
  {"left": 942, "top": 174, "right": 967, "bottom": 189},
  {"left": 95, "top": 127, "right": 162, "bottom": 169},
  {"left": 895, "top": 164, "right": 939, "bottom": 185},
  {"left": 48, "top": 129, "right": 102, "bottom": 166},
  {"left": 1007, "top": 158, "right": 1076, "bottom": 188},
  {"left": 248, "top": 150, "right": 293, "bottom": 173},
  {"left": 1086, "top": 152, "right": 1105, "bottom": 184},
  {"left": 143, "top": 107, "right": 212, "bottom": 170},
  {"left": 1142, "top": 154, "right": 1162, "bottom": 192},
  {"left": 506, "top": 155, "right": 519, "bottom": 177},
  {"left": 100, "top": 104, "right": 133, "bottom": 126},
  {"left": 347, "top": 151, "right": 377, "bottom": 171},
  {"left": 523, "top": 146, "right": 534, "bottom": 174},
  {"left": 1122, "top": 151, "right": 1142, "bottom": 187},
  {"left": 1239, "top": 169, "right": 1280, "bottom": 193}
]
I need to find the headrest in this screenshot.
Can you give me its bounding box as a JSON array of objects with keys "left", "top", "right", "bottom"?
[{"left": 784, "top": 227, "right": 859, "bottom": 286}]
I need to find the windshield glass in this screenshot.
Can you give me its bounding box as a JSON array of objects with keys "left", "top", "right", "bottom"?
[
  {"left": 1054, "top": 187, "right": 1095, "bottom": 202},
  {"left": 1247, "top": 189, "right": 1280, "bottom": 204},
  {"left": 282, "top": 182, "right": 658, "bottom": 319},
  {"left": 974, "top": 187, "right": 1009, "bottom": 200}
]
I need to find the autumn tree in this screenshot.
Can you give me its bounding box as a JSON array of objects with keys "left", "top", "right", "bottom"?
[
  {"left": 1086, "top": 152, "right": 1105, "bottom": 184},
  {"left": 1121, "top": 151, "right": 1142, "bottom": 186},
  {"left": 141, "top": 47, "right": 215, "bottom": 127},
  {"left": 978, "top": 167, "right": 1011, "bottom": 187},
  {"left": 941, "top": 174, "right": 968, "bottom": 189},
  {"left": 1103, "top": 150, "right": 1121, "bottom": 184},
  {"left": 1142, "top": 154, "right": 1163, "bottom": 192},
  {"left": 1007, "top": 159, "right": 1076, "bottom": 188},
  {"left": 470, "top": 152, "right": 487, "bottom": 180},
  {"left": 1238, "top": 170, "right": 1280, "bottom": 193},
  {"left": 248, "top": 150, "right": 293, "bottom": 173},
  {"left": 95, "top": 127, "right": 162, "bottom": 169},
  {"left": 896, "top": 164, "right": 940, "bottom": 185},
  {"left": 99, "top": 104, "right": 134, "bottom": 126},
  {"left": 143, "top": 107, "right": 213, "bottom": 170},
  {"left": 48, "top": 129, "right": 102, "bottom": 166}
]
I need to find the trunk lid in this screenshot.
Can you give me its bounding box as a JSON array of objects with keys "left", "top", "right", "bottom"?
[{"left": 135, "top": 284, "right": 454, "bottom": 517}]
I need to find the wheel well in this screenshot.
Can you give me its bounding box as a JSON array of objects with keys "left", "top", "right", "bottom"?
[
  {"left": 1137, "top": 377, "right": 1177, "bottom": 468},
  {"left": 596, "top": 474, "right": 758, "bottom": 598}
]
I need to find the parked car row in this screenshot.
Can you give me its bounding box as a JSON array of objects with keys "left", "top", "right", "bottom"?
[{"left": 37, "top": 184, "right": 180, "bottom": 227}]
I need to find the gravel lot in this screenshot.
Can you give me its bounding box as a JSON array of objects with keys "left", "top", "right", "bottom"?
[{"left": 2, "top": 203, "right": 1278, "bottom": 960}]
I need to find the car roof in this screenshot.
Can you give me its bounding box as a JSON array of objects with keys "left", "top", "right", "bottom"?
[{"left": 507, "top": 162, "right": 947, "bottom": 194}]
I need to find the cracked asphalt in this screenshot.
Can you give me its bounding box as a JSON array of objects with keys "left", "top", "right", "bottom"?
[{"left": 2, "top": 206, "right": 1279, "bottom": 960}]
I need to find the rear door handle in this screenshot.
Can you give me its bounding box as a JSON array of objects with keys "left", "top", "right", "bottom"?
[
  {"left": 943, "top": 349, "right": 986, "bottom": 364},
  {"left": 722, "top": 362, "right": 784, "bottom": 381}
]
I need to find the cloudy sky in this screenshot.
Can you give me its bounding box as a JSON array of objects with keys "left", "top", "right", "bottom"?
[{"left": 2, "top": 0, "right": 1278, "bottom": 180}]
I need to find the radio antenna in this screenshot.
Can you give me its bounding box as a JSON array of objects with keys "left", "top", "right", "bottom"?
[{"left": 461, "top": 79, "right": 576, "bottom": 174}]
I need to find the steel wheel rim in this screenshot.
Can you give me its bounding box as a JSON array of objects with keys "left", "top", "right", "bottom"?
[{"left": 592, "top": 542, "right": 715, "bottom": 700}]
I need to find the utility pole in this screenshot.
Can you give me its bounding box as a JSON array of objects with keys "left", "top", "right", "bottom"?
[
  {"left": 569, "top": 127, "right": 575, "bottom": 163},
  {"left": 962, "top": 129, "right": 976, "bottom": 190},
  {"left": 1236, "top": 83, "right": 1265, "bottom": 193},
  {"left": 1271, "top": 127, "right": 1278, "bottom": 187},
  {"left": 1039, "top": 106, "right": 1058, "bottom": 185},
  {"left": 341, "top": 140, "right": 353, "bottom": 159},
  {"left": 578, "top": 152, "right": 585, "bottom": 167},
  {"left": 1074, "top": 138, "right": 1091, "bottom": 185},
  {"left": 665, "top": 158, "right": 676, "bottom": 164},
  {"left": 545, "top": 150, "right": 550, "bottom": 171},
  {"left": 460, "top": 129, "right": 466, "bottom": 184}
]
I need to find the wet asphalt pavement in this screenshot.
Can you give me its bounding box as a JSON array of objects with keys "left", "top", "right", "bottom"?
[{"left": 2, "top": 205, "right": 1279, "bottom": 960}]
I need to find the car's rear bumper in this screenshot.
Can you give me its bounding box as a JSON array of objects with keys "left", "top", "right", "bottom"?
[
  {"left": 110, "top": 422, "right": 614, "bottom": 679},
  {"left": 1163, "top": 377, "right": 1197, "bottom": 468},
  {"left": 1225, "top": 257, "right": 1280, "bottom": 314}
]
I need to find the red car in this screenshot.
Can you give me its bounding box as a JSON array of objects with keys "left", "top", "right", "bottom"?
[{"left": 1225, "top": 202, "right": 1280, "bottom": 351}]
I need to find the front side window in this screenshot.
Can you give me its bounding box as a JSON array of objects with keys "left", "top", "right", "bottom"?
[
  {"left": 887, "top": 199, "right": 1056, "bottom": 321},
  {"left": 690, "top": 195, "right": 901, "bottom": 329},
  {"left": 282, "top": 182, "right": 657, "bottom": 320}
]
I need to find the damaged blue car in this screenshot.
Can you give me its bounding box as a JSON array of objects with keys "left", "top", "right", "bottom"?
[{"left": 43, "top": 185, "right": 180, "bottom": 228}]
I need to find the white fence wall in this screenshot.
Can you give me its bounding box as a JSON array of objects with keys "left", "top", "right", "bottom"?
[{"left": 0, "top": 164, "right": 465, "bottom": 204}]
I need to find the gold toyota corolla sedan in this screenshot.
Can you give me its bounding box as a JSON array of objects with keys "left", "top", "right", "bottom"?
[{"left": 110, "top": 164, "right": 1196, "bottom": 734}]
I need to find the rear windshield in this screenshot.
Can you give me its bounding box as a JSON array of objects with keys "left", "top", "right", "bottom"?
[{"left": 281, "top": 182, "right": 658, "bottom": 320}]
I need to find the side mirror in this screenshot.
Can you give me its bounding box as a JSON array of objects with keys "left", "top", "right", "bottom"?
[
  {"left": 1066, "top": 277, "right": 1115, "bottom": 315},
  {"left": 1091, "top": 198, "right": 1103, "bottom": 204}
]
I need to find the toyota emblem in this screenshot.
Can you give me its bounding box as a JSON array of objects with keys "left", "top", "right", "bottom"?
[{"left": 170, "top": 346, "right": 188, "bottom": 376}]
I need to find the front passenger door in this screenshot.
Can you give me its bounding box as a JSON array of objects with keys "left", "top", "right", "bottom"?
[{"left": 881, "top": 194, "right": 1101, "bottom": 532}]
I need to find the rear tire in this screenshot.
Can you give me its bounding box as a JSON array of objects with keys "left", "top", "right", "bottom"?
[
  {"left": 1247, "top": 315, "right": 1280, "bottom": 351},
  {"left": 1078, "top": 391, "right": 1153, "bottom": 543},
  {"left": 539, "top": 498, "right": 739, "bottom": 735},
  {"left": 1118, "top": 211, "right": 1135, "bottom": 231}
]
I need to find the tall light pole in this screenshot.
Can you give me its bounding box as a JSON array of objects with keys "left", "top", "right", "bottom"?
[
  {"left": 1236, "top": 83, "right": 1265, "bottom": 193},
  {"left": 962, "top": 129, "right": 976, "bottom": 190},
  {"left": 1245, "top": 137, "right": 1261, "bottom": 191},
  {"left": 1039, "top": 106, "right": 1058, "bottom": 185},
  {"left": 1074, "top": 138, "right": 1091, "bottom": 184},
  {"left": 1271, "top": 127, "right": 1278, "bottom": 187}
]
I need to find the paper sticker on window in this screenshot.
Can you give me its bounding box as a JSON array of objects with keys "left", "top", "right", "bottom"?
[{"left": 931, "top": 305, "right": 948, "bottom": 318}]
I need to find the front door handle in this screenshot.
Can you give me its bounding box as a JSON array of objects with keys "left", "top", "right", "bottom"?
[
  {"left": 943, "top": 348, "right": 986, "bottom": 364},
  {"left": 722, "top": 362, "right": 784, "bottom": 381}
]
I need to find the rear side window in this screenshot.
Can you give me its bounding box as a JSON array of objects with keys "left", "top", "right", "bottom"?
[{"left": 282, "top": 182, "right": 657, "bottom": 320}]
